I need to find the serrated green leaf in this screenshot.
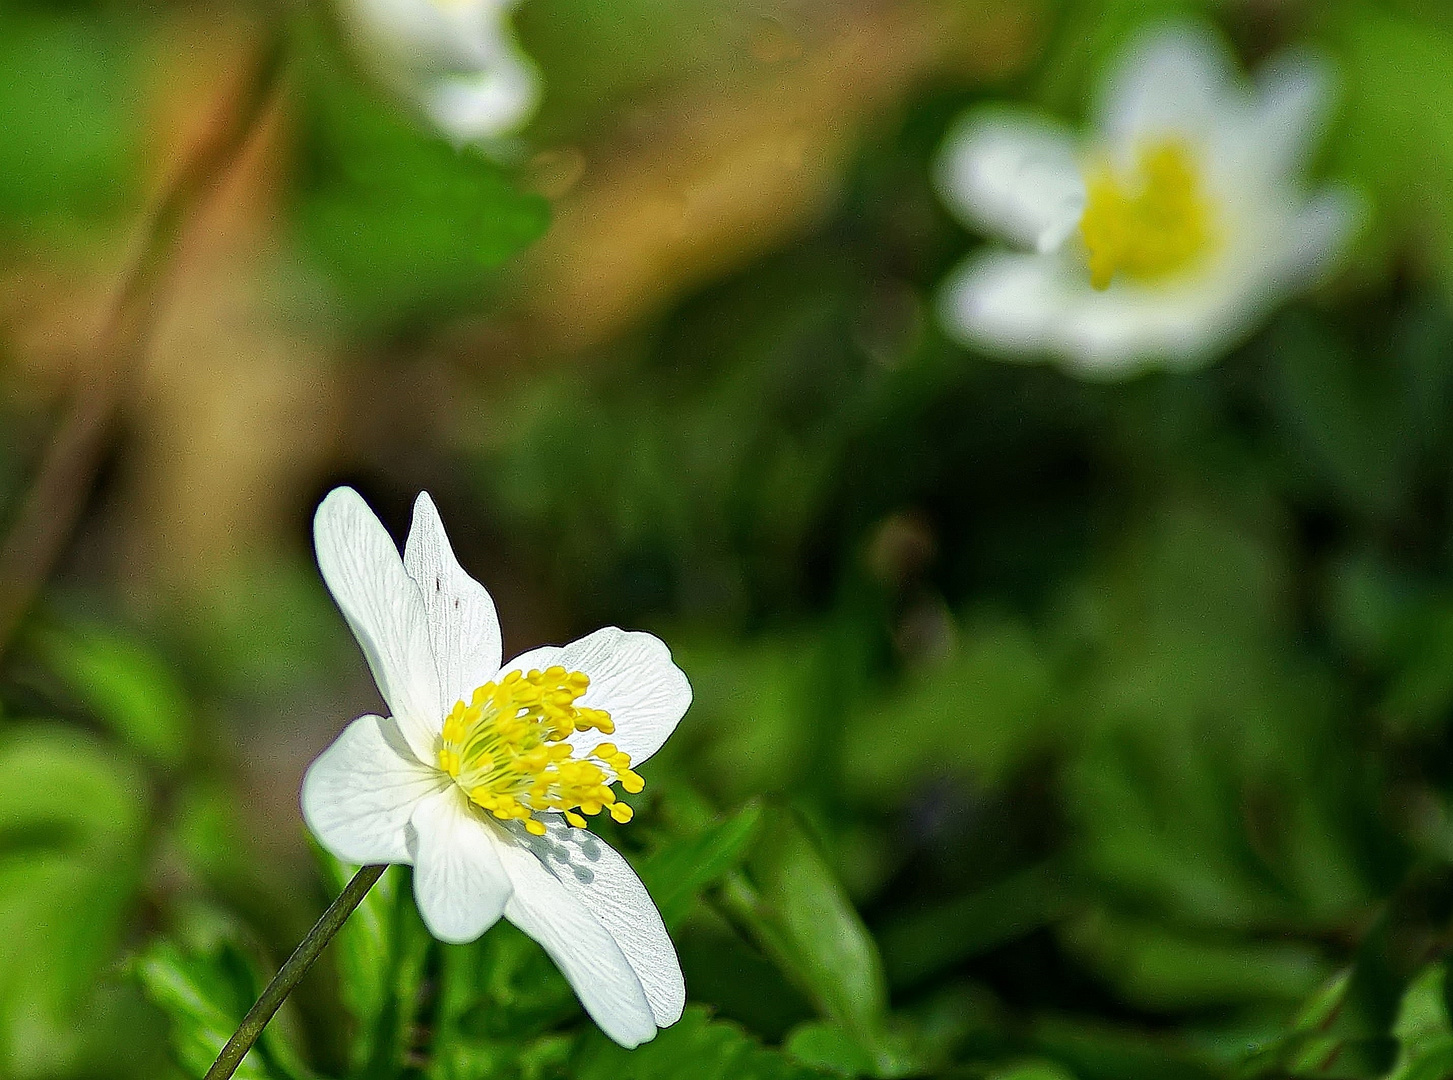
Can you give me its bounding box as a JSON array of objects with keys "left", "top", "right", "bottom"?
[
  {"left": 574, "top": 1006, "right": 834, "bottom": 1080},
  {"left": 134, "top": 940, "right": 275, "bottom": 1080},
  {"left": 135, "top": 914, "right": 313, "bottom": 1080}
]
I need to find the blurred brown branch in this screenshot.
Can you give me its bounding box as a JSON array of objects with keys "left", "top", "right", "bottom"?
[
  {"left": 0, "top": 29, "right": 286, "bottom": 656},
  {"left": 506, "top": 0, "right": 1040, "bottom": 357}
]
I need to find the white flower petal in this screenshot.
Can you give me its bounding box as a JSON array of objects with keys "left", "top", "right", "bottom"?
[
  {"left": 935, "top": 111, "right": 1085, "bottom": 253},
  {"left": 403, "top": 493, "right": 504, "bottom": 713},
  {"left": 302, "top": 714, "right": 444, "bottom": 865},
  {"left": 938, "top": 250, "right": 1246, "bottom": 376},
  {"left": 494, "top": 831, "right": 658, "bottom": 1048},
  {"left": 517, "top": 819, "right": 684, "bottom": 1027},
  {"left": 505, "top": 628, "right": 692, "bottom": 768},
  {"left": 426, "top": 54, "right": 541, "bottom": 143},
  {"left": 339, "top": 0, "right": 538, "bottom": 143},
  {"left": 1097, "top": 25, "right": 1237, "bottom": 152},
  {"left": 409, "top": 788, "right": 513, "bottom": 944},
  {"left": 1244, "top": 51, "right": 1333, "bottom": 181},
  {"left": 1278, "top": 187, "right": 1359, "bottom": 289},
  {"left": 315, "top": 487, "right": 443, "bottom": 763}
]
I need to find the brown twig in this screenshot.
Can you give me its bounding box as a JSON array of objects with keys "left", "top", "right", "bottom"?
[{"left": 0, "top": 29, "right": 286, "bottom": 656}]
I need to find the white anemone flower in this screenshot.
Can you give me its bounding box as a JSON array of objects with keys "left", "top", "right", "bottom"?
[
  {"left": 336, "top": 0, "right": 540, "bottom": 143},
  {"left": 934, "top": 24, "right": 1358, "bottom": 376},
  {"left": 302, "top": 487, "right": 690, "bottom": 1047}
]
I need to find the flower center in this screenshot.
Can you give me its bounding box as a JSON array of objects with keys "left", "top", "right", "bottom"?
[
  {"left": 436, "top": 666, "right": 645, "bottom": 836},
  {"left": 1078, "top": 138, "right": 1217, "bottom": 290}
]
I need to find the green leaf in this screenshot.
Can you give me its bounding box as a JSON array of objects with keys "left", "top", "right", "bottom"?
[
  {"left": 638, "top": 802, "right": 763, "bottom": 928},
  {"left": 0, "top": 9, "right": 140, "bottom": 237},
  {"left": 841, "top": 612, "right": 1054, "bottom": 797},
  {"left": 320, "top": 857, "right": 430, "bottom": 1076},
  {"left": 135, "top": 913, "right": 313, "bottom": 1080},
  {"left": 31, "top": 621, "right": 191, "bottom": 768},
  {"left": 720, "top": 810, "right": 888, "bottom": 1043},
  {"left": 573, "top": 1006, "right": 835, "bottom": 1080},
  {"left": 134, "top": 940, "right": 275, "bottom": 1080},
  {"left": 0, "top": 725, "right": 149, "bottom": 1076},
  {"left": 290, "top": 19, "right": 550, "bottom": 325}
]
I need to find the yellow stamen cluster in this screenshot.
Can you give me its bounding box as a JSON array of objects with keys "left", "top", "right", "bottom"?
[
  {"left": 437, "top": 666, "right": 645, "bottom": 836},
  {"left": 1079, "top": 138, "right": 1217, "bottom": 290}
]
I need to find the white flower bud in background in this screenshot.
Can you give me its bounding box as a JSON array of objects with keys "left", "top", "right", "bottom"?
[{"left": 335, "top": 0, "right": 540, "bottom": 143}]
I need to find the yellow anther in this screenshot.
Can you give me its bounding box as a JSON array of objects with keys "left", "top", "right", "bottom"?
[
  {"left": 619, "top": 770, "right": 645, "bottom": 794},
  {"left": 1079, "top": 137, "right": 1216, "bottom": 291},
  {"left": 609, "top": 802, "right": 634, "bottom": 823},
  {"left": 435, "top": 666, "right": 646, "bottom": 836}
]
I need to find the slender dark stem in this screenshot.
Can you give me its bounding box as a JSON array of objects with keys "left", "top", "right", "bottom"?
[
  {"left": 0, "top": 30, "right": 284, "bottom": 657},
  {"left": 205, "top": 864, "right": 387, "bottom": 1080}
]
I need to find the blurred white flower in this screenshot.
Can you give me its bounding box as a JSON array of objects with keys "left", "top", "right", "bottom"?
[
  {"left": 302, "top": 487, "right": 689, "bottom": 1047},
  {"left": 935, "top": 25, "right": 1358, "bottom": 376},
  {"left": 336, "top": 0, "right": 540, "bottom": 143}
]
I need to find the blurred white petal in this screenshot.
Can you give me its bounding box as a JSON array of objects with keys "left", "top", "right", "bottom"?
[
  {"left": 337, "top": 0, "right": 540, "bottom": 142},
  {"left": 1245, "top": 51, "right": 1334, "bottom": 179},
  {"left": 940, "top": 250, "right": 1249, "bottom": 375},
  {"left": 936, "top": 112, "right": 1085, "bottom": 252},
  {"left": 427, "top": 54, "right": 541, "bottom": 143},
  {"left": 1097, "top": 24, "right": 1235, "bottom": 152}
]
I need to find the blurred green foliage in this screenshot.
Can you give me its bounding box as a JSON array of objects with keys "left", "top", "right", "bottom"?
[{"left": 11, "top": 1, "right": 1453, "bottom": 1079}]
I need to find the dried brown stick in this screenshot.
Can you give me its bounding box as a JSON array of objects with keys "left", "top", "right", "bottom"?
[{"left": 0, "top": 32, "right": 285, "bottom": 656}]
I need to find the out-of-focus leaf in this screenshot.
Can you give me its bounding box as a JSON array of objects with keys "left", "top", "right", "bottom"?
[
  {"left": 32, "top": 622, "right": 191, "bottom": 768},
  {"left": 1061, "top": 503, "right": 1381, "bottom": 933},
  {"left": 135, "top": 940, "right": 274, "bottom": 1080},
  {"left": 135, "top": 913, "right": 312, "bottom": 1080},
  {"left": 988, "top": 1064, "right": 1079, "bottom": 1080},
  {"left": 291, "top": 21, "right": 549, "bottom": 324},
  {"left": 1060, "top": 911, "right": 1327, "bottom": 1011},
  {"left": 784, "top": 1022, "right": 880, "bottom": 1078},
  {"left": 427, "top": 1032, "right": 574, "bottom": 1080},
  {"left": 574, "top": 1006, "right": 835, "bottom": 1080},
  {"left": 721, "top": 810, "right": 888, "bottom": 1045},
  {"left": 1335, "top": 5, "right": 1453, "bottom": 284},
  {"left": 0, "top": 9, "right": 139, "bottom": 237},
  {"left": 784, "top": 1020, "right": 931, "bottom": 1080},
  {"left": 320, "top": 856, "right": 430, "bottom": 1075},
  {"left": 0, "top": 725, "right": 148, "bottom": 1076},
  {"left": 1030, "top": 1015, "right": 1222, "bottom": 1080},
  {"left": 429, "top": 919, "right": 577, "bottom": 1076},
  {"left": 881, "top": 861, "right": 1076, "bottom": 990},
  {"left": 639, "top": 802, "right": 763, "bottom": 928},
  {"left": 841, "top": 613, "right": 1054, "bottom": 797}
]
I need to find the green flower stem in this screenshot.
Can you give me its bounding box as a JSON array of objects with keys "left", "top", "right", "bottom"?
[{"left": 204, "top": 863, "right": 387, "bottom": 1080}]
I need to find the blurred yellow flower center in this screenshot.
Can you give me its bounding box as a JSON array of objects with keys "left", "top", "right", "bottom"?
[
  {"left": 437, "top": 666, "right": 645, "bottom": 836},
  {"left": 1079, "top": 138, "right": 1217, "bottom": 290}
]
